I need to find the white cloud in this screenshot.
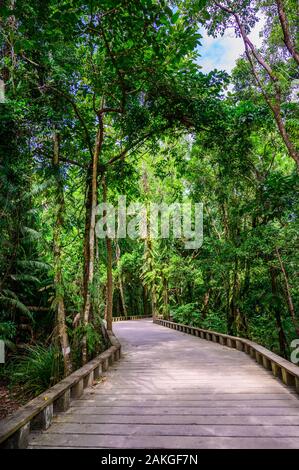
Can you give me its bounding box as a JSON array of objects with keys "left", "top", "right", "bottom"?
[{"left": 198, "top": 16, "right": 265, "bottom": 74}]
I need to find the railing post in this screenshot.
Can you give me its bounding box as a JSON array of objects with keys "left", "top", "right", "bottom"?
[
  {"left": 94, "top": 364, "right": 102, "bottom": 380},
  {"left": 1, "top": 423, "right": 30, "bottom": 449},
  {"left": 156, "top": 318, "right": 299, "bottom": 395},
  {"left": 71, "top": 378, "right": 84, "bottom": 399},
  {"left": 256, "top": 352, "right": 263, "bottom": 365},
  {"left": 262, "top": 356, "right": 271, "bottom": 370},
  {"left": 54, "top": 389, "right": 71, "bottom": 412},
  {"left": 115, "top": 348, "right": 121, "bottom": 361},
  {"left": 84, "top": 370, "right": 94, "bottom": 388},
  {"left": 282, "top": 369, "right": 295, "bottom": 386},
  {"left": 102, "top": 357, "right": 109, "bottom": 372},
  {"left": 271, "top": 362, "right": 281, "bottom": 378},
  {"left": 31, "top": 404, "right": 53, "bottom": 431}
]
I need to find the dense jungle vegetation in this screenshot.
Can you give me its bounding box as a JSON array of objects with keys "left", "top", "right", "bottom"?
[{"left": 0, "top": 0, "right": 298, "bottom": 407}]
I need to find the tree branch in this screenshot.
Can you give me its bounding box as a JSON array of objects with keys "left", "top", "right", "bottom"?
[
  {"left": 214, "top": 1, "right": 299, "bottom": 169},
  {"left": 46, "top": 85, "right": 93, "bottom": 158},
  {"left": 275, "top": 0, "right": 299, "bottom": 66}
]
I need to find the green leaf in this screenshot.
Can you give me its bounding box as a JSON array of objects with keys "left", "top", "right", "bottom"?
[{"left": 171, "top": 11, "right": 180, "bottom": 24}]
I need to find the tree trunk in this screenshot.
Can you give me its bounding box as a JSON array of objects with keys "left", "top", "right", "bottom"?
[
  {"left": 275, "top": 247, "right": 299, "bottom": 336},
  {"left": 275, "top": 0, "right": 299, "bottom": 66},
  {"left": 202, "top": 288, "right": 211, "bottom": 320},
  {"left": 229, "top": 258, "right": 242, "bottom": 334},
  {"left": 82, "top": 167, "right": 92, "bottom": 303},
  {"left": 102, "top": 176, "right": 113, "bottom": 331},
  {"left": 269, "top": 266, "right": 288, "bottom": 358},
  {"left": 141, "top": 166, "right": 158, "bottom": 318},
  {"left": 162, "top": 275, "right": 169, "bottom": 319},
  {"left": 215, "top": 2, "right": 299, "bottom": 170},
  {"left": 116, "top": 242, "right": 127, "bottom": 317},
  {"left": 82, "top": 119, "right": 103, "bottom": 364},
  {"left": 143, "top": 285, "right": 149, "bottom": 316},
  {"left": 226, "top": 276, "right": 234, "bottom": 335},
  {"left": 0, "top": 1, "right": 16, "bottom": 90},
  {"left": 52, "top": 132, "right": 72, "bottom": 376}
]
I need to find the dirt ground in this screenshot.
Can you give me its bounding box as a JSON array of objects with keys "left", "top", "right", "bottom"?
[{"left": 0, "top": 381, "right": 21, "bottom": 420}]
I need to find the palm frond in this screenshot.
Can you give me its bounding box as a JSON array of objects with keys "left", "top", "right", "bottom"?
[
  {"left": 22, "top": 226, "right": 41, "bottom": 240},
  {"left": 0, "top": 296, "right": 34, "bottom": 320},
  {"left": 17, "top": 260, "right": 51, "bottom": 270},
  {"left": 10, "top": 274, "right": 40, "bottom": 283}
]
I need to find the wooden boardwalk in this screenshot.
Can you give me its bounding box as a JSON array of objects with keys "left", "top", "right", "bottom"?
[{"left": 29, "top": 319, "right": 299, "bottom": 449}]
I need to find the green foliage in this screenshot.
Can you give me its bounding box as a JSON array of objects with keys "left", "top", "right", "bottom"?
[
  {"left": 10, "top": 345, "right": 63, "bottom": 398},
  {"left": 0, "top": 0, "right": 298, "bottom": 409},
  {"left": 201, "top": 311, "right": 227, "bottom": 334},
  {"left": 171, "top": 303, "right": 201, "bottom": 326},
  {"left": 71, "top": 322, "right": 105, "bottom": 368},
  {"left": 0, "top": 321, "right": 17, "bottom": 352}
]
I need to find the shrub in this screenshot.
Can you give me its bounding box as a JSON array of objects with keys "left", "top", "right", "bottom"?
[
  {"left": 201, "top": 310, "right": 227, "bottom": 333},
  {"left": 10, "top": 344, "right": 63, "bottom": 398},
  {"left": 71, "top": 322, "right": 105, "bottom": 369},
  {"left": 0, "top": 321, "right": 16, "bottom": 351},
  {"left": 170, "top": 303, "right": 201, "bottom": 326}
]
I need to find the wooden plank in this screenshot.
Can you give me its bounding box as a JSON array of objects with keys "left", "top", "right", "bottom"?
[
  {"left": 0, "top": 339, "right": 120, "bottom": 445},
  {"left": 84, "top": 393, "right": 298, "bottom": 400},
  {"left": 55, "top": 413, "right": 299, "bottom": 426},
  {"left": 93, "top": 385, "right": 292, "bottom": 393},
  {"left": 155, "top": 319, "right": 299, "bottom": 378},
  {"left": 61, "top": 405, "right": 299, "bottom": 416},
  {"left": 36, "top": 422, "right": 299, "bottom": 437},
  {"left": 71, "top": 399, "right": 299, "bottom": 407},
  {"left": 28, "top": 433, "right": 299, "bottom": 449},
  {"left": 29, "top": 319, "right": 299, "bottom": 449}
]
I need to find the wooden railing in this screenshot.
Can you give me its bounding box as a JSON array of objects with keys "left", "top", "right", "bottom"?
[
  {"left": 154, "top": 318, "right": 299, "bottom": 394},
  {"left": 112, "top": 315, "right": 152, "bottom": 322},
  {"left": 0, "top": 331, "right": 121, "bottom": 449}
]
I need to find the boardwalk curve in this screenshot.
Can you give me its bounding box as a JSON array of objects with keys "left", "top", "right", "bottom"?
[{"left": 29, "top": 319, "right": 299, "bottom": 449}]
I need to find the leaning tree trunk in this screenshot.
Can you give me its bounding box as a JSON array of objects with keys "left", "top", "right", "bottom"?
[{"left": 52, "top": 132, "right": 72, "bottom": 376}]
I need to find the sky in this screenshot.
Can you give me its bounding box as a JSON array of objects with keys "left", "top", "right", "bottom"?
[{"left": 197, "top": 18, "right": 265, "bottom": 74}]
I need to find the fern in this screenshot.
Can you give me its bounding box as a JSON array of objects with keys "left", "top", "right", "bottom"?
[
  {"left": 10, "top": 274, "right": 40, "bottom": 283},
  {"left": 17, "top": 260, "right": 51, "bottom": 270},
  {"left": 10, "top": 345, "right": 63, "bottom": 397},
  {"left": 0, "top": 296, "right": 33, "bottom": 320},
  {"left": 22, "top": 226, "right": 41, "bottom": 240}
]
